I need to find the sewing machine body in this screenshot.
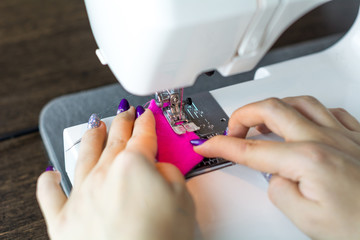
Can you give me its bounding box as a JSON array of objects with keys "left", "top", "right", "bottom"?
[
  {"left": 63, "top": 1, "right": 360, "bottom": 239},
  {"left": 85, "top": 0, "right": 328, "bottom": 95}
]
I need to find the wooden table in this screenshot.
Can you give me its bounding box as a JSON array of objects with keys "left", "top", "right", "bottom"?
[{"left": 0, "top": 1, "right": 358, "bottom": 239}]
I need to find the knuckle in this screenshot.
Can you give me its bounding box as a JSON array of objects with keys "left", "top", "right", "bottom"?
[
  {"left": 337, "top": 107, "right": 348, "bottom": 113},
  {"left": 113, "top": 150, "right": 160, "bottom": 186},
  {"left": 267, "top": 177, "right": 280, "bottom": 200},
  {"left": 262, "top": 98, "right": 289, "bottom": 114},
  {"left": 106, "top": 138, "right": 127, "bottom": 151},
  {"left": 284, "top": 95, "right": 322, "bottom": 110},
  {"left": 332, "top": 107, "right": 348, "bottom": 115},
  {"left": 298, "top": 95, "right": 320, "bottom": 105},
  {"left": 264, "top": 97, "right": 283, "bottom": 109},
  {"left": 231, "top": 106, "right": 244, "bottom": 117},
  {"left": 82, "top": 129, "right": 99, "bottom": 143},
  {"left": 90, "top": 166, "right": 107, "bottom": 183},
  {"left": 298, "top": 143, "right": 329, "bottom": 167},
  {"left": 117, "top": 151, "right": 149, "bottom": 172},
  {"left": 241, "top": 140, "right": 259, "bottom": 164},
  {"left": 122, "top": 150, "right": 146, "bottom": 161},
  {"left": 243, "top": 139, "right": 258, "bottom": 150},
  {"left": 114, "top": 109, "right": 135, "bottom": 122},
  {"left": 267, "top": 177, "right": 289, "bottom": 205}
]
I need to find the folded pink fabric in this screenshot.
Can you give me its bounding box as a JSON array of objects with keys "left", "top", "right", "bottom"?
[{"left": 148, "top": 100, "right": 203, "bottom": 175}]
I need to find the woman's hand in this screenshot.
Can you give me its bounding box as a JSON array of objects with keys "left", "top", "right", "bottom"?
[
  {"left": 194, "top": 96, "right": 360, "bottom": 240},
  {"left": 37, "top": 105, "right": 195, "bottom": 240}
]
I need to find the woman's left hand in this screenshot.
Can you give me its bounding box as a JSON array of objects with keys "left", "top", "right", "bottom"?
[{"left": 37, "top": 107, "right": 195, "bottom": 240}]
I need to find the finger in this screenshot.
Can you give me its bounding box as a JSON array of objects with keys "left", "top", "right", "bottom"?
[
  {"left": 156, "top": 162, "right": 186, "bottom": 186},
  {"left": 36, "top": 171, "right": 67, "bottom": 226},
  {"left": 282, "top": 96, "right": 343, "bottom": 130},
  {"left": 228, "top": 98, "right": 317, "bottom": 141},
  {"left": 107, "top": 151, "right": 163, "bottom": 198},
  {"left": 194, "top": 135, "right": 306, "bottom": 181},
  {"left": 126, "top": 109, "right": 157, "bottom": 162},
  {"left": 281, "top": 97, "right": 360, "bottom": 154},
  {"left": 329, "top": 108, "right": 360, "bottom": 132},
  {"left": 74, "top": 121, "right": 107, "bottom": 189},
  {"left": 255, "top": 124, "right": 272, "bottom": 134},
  {"left": 156, "top": 163, "right": 195, "bottom": 216},
  {"left": 268, "top": 176, "right": 318, "bottom": 231},
  {"left": 97, "top": 107, "right": 135, "bottom": 168}
]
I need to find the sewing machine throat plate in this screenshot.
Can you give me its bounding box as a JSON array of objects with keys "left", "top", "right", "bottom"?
[{"left": 184, "top": 92, "right": 233, "bottom": 179}]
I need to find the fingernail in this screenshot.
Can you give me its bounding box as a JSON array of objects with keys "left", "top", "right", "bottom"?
[
  {"left": 117, "top": 98, "right": 130, "bottom": 115},
  {"left": 45, "top": 166, "right": 55, "bottom": 172},
  {"left": 263, "top": 173, "right": 272, "bottom": 182},
  {"left": 88, "top": 113, "right": 101, "bottom": 129},
  {"left": 223, "top": 127, "right": 229, "bottom": 136},
  {"left": 190, "top": 139, "right": 208, "bottom": 146},
  {"left": 136, "top": 105, "right": 145, "bottom": 119}
]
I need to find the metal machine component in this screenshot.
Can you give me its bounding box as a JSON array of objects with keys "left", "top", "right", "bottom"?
[
  {"left": 180, "top": 91, "right": 233, "bottom": 178},
  {"left": 155, "top": 88, "right": 200, "bottom": 135},
  {"left": 155, "top": 90, "right": 232, "bottom": 178},
  {"left": 185, "top": 92, "right": 232, "bottom": 178}
]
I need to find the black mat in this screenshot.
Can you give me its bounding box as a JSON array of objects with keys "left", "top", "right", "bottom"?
[{"left": 39, "top": 34, "right": 342, "bottom": 195}]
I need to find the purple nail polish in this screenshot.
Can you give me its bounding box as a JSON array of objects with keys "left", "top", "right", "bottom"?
[
  {"left": 46, "top": 166, "right": 55, "bottom": 172},
  {"left": 136, "top": 105, "right": 145, "bottom": 119},
  {"left": 88, "top": 113, "right": 101, "bottom": 129},
  {"left": 262, "top": 172, "right": 272, "bottom": 182},
  {"left": 223, "top": 127, "right": 229, "bottom": 136},
  {"left": 190, "top": 139, "right": 208, "bottom": 146},
  {"left": 117, "top": 98, "right": 130, "bottom": 115}
]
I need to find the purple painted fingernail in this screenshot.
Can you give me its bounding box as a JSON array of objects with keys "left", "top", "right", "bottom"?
[
  {"left": 46, "top": 166, "right": 55, "bottom": 172},
  {"left": 88, "top": 113, "right": 101, "bottom": 129},
  {"left": 263, "top": 173, "right": 273, "bottom": 182},
  {"left": 223, "top": 127, "right": 229, "bottom": 136},
  {"left": 117, "top": 98, "right": 130, "bottom": 115},
  {"left": 190, "top": 139, "right": 208, "bottom": 146},
  {"left": 136, "top": 105, "right": 145, "bottom": 119}
]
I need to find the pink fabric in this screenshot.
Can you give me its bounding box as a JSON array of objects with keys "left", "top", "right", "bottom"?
[{"left": 148, "top": 100, "right": 203, "bottom": 175}]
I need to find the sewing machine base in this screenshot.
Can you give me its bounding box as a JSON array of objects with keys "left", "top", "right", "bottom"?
[
  {"left": 40, "top": 32, "right": 349, "bottom": 240},
  {"left": 63, "top": 14, "right": 360, "bottom": 235},
  {"left": 63, "top": 91, "right": 233, "bottom": 182}
]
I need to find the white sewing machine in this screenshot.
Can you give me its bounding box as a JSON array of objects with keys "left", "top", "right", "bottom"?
[{"left": 63, "top": 1, "right": 360, "bottom": 239}]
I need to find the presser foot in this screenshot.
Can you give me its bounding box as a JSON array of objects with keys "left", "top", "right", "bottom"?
[
  {"left": 162, "top": 107, "right": 200, "bottom": 134},
  {"left": 155, "top": 89, "right": 200, "bottom": 135}
]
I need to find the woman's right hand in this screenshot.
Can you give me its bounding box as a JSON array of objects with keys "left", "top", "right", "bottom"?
[{"left": 194, "top": 96, "right": 360, "bottom": 240}]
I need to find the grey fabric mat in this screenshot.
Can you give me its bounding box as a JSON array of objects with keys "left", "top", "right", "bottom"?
[{"left": 39, "top": 34, "right": 343, "bottom": 195}]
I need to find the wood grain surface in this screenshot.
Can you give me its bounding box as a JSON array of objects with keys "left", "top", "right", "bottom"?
[
  {"left": 0, "top": 0, "right": 358, "bottom": 239},
  {"left": 0, "top": 133, "right": 48, "bottom": 240},
  {"left": 0, "top": 0, "right": 117, "bottom": 139}
]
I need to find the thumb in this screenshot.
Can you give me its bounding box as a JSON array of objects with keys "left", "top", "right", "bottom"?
[
  {"left": 268, "top": 176, "right": 317, "bottom": 228},
  {"left": 36, "top": 170, "right": 67, "bottom": 226}
]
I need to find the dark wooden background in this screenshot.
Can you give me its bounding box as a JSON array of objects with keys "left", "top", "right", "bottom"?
[{"left": 0, "top": 1, "right": 358, "bottom": 239}]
